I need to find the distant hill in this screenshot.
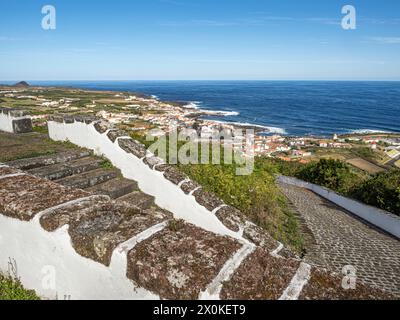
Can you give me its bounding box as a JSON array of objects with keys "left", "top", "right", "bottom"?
[{"left": 13, "top": 81, "right": 30, "bottom": 88}]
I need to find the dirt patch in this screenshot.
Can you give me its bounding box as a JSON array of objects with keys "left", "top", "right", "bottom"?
[{"left": 347, "top": 158, "right": 385, "bottom": 174}]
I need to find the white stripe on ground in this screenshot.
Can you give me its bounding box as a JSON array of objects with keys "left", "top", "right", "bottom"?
[
  {"left": 199, "top": 243, "right": 255, "bottom": 300},
  {"left": 271, "top": 242, "right": 284, "bottom": 258},
  {"left": 153, "top": 163, "right": 166, "bottom": 171},
  {"left": 109, "top": 221, "right": 169, "bottom": 281},
  {"left": 279, "top": 262, "right": 312, "bottom": 300},
  {"left": 32, "top": 195, "right": 110, "bottom": 224},
  {"left": 212, "top": 204, "right": 228, "bottom": 215},
  {"left": 114, "top": 221, "right": 169, "bottom": 256},
  {"left": 115, "top": 136, "right": 131, "bottom": 143},
  {"left": 178, "top": 178, "right": 191, "bottom": 188},
  {"left": 0, "top": 173, "right": 26, "bottom": 180},
  {"left": 189, "top": 186, "right": 201, "bottom": 196}
]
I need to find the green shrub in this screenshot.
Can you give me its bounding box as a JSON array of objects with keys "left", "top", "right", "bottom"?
[
  {"left": 296, "top": 159, "right": 360, "bottom": 194},
  {"left": 179, "top": 161, "right": 304, "bottom": 252},
  {"left": 352, "top": 170, "right": 400, "bottom": 216},
  {"left": 0, "top": 275, "right": 39, "bottom": 300}
]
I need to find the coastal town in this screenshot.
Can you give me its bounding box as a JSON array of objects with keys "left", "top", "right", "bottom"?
[{"left": 1, "top": 82, "right": 400, "bottom": 175}]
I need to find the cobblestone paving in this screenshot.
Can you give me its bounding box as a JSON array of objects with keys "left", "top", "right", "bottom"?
[{"left": 279, "top": 182, "right": 400, "bottom": 297}]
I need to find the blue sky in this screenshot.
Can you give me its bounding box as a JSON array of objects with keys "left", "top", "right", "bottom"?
[{"left": 0, "top": 0, "right": 399, "bottom": 80}]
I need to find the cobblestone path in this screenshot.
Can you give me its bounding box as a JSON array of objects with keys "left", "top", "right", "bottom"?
[{"left": 279, "top": 182, "right": 400, "bottom": 297}]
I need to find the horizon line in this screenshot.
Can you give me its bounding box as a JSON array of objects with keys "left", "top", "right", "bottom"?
[{"left": 1, "top": 79, "right": 400, "bottom": 83}]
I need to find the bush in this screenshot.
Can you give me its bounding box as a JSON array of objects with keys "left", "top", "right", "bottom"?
[
  {"left": 352, "top": 170, "right": 400, "bottom": 216},
  {"left": 354, "top": 147, "right": 378, "bottom": 160},
  {"left": 296, "top": 159, "right": 360, "bottom": 194},
  {"left": 0, "top": 275, "right": 39, "bottom": 300},
  {"left": 179, "top": 162, "right": 304, "bottom": 252}
]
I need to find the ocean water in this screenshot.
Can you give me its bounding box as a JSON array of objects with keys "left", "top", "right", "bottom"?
[{"left": 26, "top": 80, "right": 400, "bottom": 137}]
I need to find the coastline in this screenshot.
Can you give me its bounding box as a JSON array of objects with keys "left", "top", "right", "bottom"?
[{"left": 1, "top": 82, "right": 399, "bottom": 139}]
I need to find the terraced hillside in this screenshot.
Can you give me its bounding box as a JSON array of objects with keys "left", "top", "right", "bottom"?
[{"left": 0, "top": 129, "right": 396, "bottom": 300}]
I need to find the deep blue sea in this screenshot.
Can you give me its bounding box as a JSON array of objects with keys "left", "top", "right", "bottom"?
[{"left": 24, "top": 81, "right": 400, "bottom": 137}]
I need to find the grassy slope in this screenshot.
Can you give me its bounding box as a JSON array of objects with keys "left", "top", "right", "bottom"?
[
  {"left": 179, "top": 159, "right": 305, "bottom": 253},
  {"left": 0, "top": 132, "right": 77, "bottom": 163}
]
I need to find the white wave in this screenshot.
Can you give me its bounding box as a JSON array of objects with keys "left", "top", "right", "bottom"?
[
  {"left": 151, "top": 95, "right": 159, "bottom": 100},
  {"left": 210, "top": 120, "right": 287, "bottom": 134},
  {"left": 183, "top": 101, "right": 202, "bottom": 109},
  {"left": 349, "top": 129, "right": 393, "bottom": 134},
  {"left": 264, "top": 126, "right": 288, "bottom": 135},
  {"left": 200, "top": 109, "right": 240, "bottom": 116}
]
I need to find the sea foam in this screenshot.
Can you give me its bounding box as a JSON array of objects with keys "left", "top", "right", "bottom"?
[
  {"left": 211, "top": 120, "right": 287, "bottom": 134},
  {"left": 349, "top": 129, "right": 392, "bottom": 134}
]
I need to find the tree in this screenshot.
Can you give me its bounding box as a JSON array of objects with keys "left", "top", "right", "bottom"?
[
  {"left": 353, "top": 170, "right": 400, "bottom": 216},
  {"left": 296, "top": 159, "right": 359, "bottom": 194}
]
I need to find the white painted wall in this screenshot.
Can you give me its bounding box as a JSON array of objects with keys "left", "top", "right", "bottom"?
[
  {"left": 278, "top": 176, "right": 400, "bottom": 239},
  {"left": 0, "top": 211, "right": 159, "bottom": 300},
  {"left": 48, "top": 121, "right": 242, "bottom": 240},
  {"left": 0, "top": 112, "right": 30, "bottom": 133},
  {"left": 0, "top": 112, "right": 16, "bottom": 133}
]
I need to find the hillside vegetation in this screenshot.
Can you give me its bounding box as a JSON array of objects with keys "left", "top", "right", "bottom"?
[
  {"left": 0, "top": 274, "right": 39, "bottom": 300},
  {"left": 291, "top": 159, "right": 400, "bottom": 216},
  {"left": 179, "top": 158, "right": 305, "bottom": 253}
]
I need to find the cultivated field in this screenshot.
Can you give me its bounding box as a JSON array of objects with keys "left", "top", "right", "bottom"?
[{"left": 347, "top": 157, "right": 385, "bottom": 174}]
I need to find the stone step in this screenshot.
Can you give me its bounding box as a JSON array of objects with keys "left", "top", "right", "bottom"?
[
  {"left": 126, "top": 221, "right": 242, "bottom": 300},
  {"left": 40, "top": 200, "right": 172, "bottom": 266},
  {"left": 86, "top": 177, "right": 138, "bottom": 199},
  {"left": 117, "top": 191, "right": 155, "bottom": 210},
  {"left": 0, "top": 166, "right": 23, "bottom": 177},
  {"left": 0, "top": 174, "right": 88, "bottom": 221},
  {"left": 220, "top": 247, "right": 300, "bottom": 300},
  {"left": 56, "top": 168, "right": 119, "bottom": 189},
  {"left": 6, "top": 150, "right": 91, "bottom": 170},
  {"left": 28, "top": 157, "right": 103, "bottom": 181}
]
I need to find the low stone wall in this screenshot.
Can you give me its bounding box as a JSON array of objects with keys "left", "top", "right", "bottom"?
[
  {"left": 277, "top": 176, "right": 400, "bottom": 239},
  {"left": 0, "top": 108, "right": 32, "bottom": 134}
]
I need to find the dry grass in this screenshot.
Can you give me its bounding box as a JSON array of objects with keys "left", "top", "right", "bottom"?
[{"left": 347, "top": 158, "right": 385, "bottom": 174}]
